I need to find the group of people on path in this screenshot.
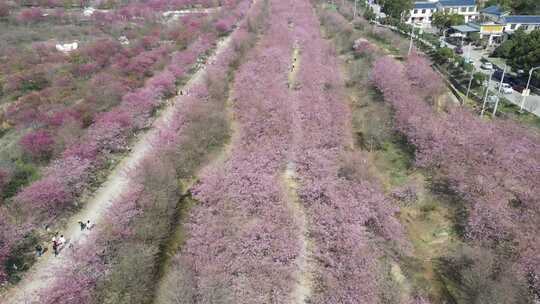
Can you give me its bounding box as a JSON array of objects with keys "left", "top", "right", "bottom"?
[
  {"left": 78, "top": 219, "right": 94, "bottom": 231},
  {"left": 34, "top": 219, "right": 94, "bottom": 258}
]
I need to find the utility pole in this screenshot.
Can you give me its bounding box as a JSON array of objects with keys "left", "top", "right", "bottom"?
[
  {"left": 492, "top": 95, "right": 500, "bottom": 118},
  {"left": 481, "top": 71, "right": 494, "bottom": 117},
  {"left": 466, "top": 42, "right": 472, "bottom": 63},
  {"left": 491, "top": 65, "right": 506, "bottom": 117},
  {"left": 466, "top": 70, "right": 474, "bottom": 102},
  {"left": 498, "top": 64, "right": 507, "bottom": 93}
]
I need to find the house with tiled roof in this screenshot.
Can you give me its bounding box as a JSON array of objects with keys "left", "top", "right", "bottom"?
[
  {"left": 479, "top": 5, "right": 509, "bottom": 19},
  {"left": 437, "top": 0, "right": 478, "bottom": 22},
  {"left": 407, "top": 0, "right": 478, "bottom": 27},
  {"left": 408, "top": 2, "right": 438, "bottom": 26}
]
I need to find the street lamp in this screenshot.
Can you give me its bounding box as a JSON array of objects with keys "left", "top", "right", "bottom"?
[
  {"left": 408, "top": 23, "right": 418, "bottom": 55},
  {"left": 519, "top": 66, "right": 540, "bottom": 112},
  {"left": 441, "top": 28, "right": 450, "bottom": 47},
  {"left": 465, "top": 42, "right": 472, "bottom": 63},
  {"left": 491, "top": 64, "right": 507, "bottom": 118},
  {"left": 481, "top": 70, "right": 494, "bottom": 117}
]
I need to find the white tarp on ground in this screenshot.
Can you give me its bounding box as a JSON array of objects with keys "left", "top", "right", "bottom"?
[
  {"left": 56, "top": 42, "right": 78, "bottom": 53},
  {"left": 83, "top": 7, "right": 95, "bottom": 17}
]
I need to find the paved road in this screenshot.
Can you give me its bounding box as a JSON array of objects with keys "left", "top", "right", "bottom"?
[
  {"left": 435, "top": 40, "right": 540, "bottom": 117},
  {"left": 486, "top": 79, "right": 540, "bottom": 115},
  {"left": 459, "top": 44, "right": 540, "bottom": 117}
]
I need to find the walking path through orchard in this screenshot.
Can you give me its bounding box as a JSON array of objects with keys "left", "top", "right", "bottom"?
[{"left": 1, "top": 31, "right": 237, "bottom": 304}]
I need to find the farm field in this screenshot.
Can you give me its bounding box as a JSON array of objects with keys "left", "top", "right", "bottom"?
[{"left": 1, "top": 0, "right": 540, "bottom": 303}]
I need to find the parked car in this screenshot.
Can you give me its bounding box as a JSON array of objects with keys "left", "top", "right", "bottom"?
[
  {"left": 500, "top": 83, "right": 513, "bottom": 94},
  {"left": 512, "top": 83, "right": 526, "bottom": 93},
  {"left": 455, "top": 47, "right": 464, "bottom": 54},
  {"left": 481, "top": 62, "right": 493, "bottom": 70},
  {"left": 492, "top": 69, "right": 504, "bottom": 80}
]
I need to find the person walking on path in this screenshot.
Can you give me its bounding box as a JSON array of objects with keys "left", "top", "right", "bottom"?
[
  {"left": 78, "top": 220, "right": 86, "bottom": 231},
  {"left": 86, "top": 220, "right": 94, "bottom": 230},
  {"left": 52, "top": 239, "right": 59, "bottom": 257},
  {"left": 59, "top": 235, "right": 66, "bottom": 249},
  {"left": 35, "top": 244, "right": 44, "bottom": 257}
]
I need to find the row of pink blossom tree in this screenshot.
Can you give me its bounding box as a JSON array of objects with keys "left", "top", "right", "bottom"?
[
  {"left": 165, "top": 0, "right": 303, "bottom": 302},
  {"left": 33, "top": 1, "right": 262, "bottom": 302},
  {"left": 290, "top": 1, "right": 406, "bottom": 303},
  {"left": 370, "top": 54, "right": 540, "bottom": 293}
]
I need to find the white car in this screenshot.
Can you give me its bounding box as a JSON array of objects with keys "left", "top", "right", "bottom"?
[
  {"left": 500, "top": 83, "right": 513, "bottom": 94},
  {"left": 481, "top": 62, "right": 493, "bottom": 70}
]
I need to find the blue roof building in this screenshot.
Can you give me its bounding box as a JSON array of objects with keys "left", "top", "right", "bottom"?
[
  {"left": 438, "top": 0, "right": 476, "bottom": 7},
  {"left": 479, "top": 5, "right": 507, "bottom": 17},
  {"left": 414, "top": 2, "right": 438, "bottom": 9},
  {"left": 503, "top": 15, "right": 540, "bottom": 24},
  {"left": 502, "top": 15, "right": 540, "bottom": 33}
]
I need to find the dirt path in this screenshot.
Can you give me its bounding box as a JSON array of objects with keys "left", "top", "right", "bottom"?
[
  {"left": 283, "top": 164, "right": 314, "bottom": 304},
  {"left": 286, "top": 42, "right": 314, "bottom": 304},
  {"left": 2, "top": 33, "right": 237, "bottom": 304}
]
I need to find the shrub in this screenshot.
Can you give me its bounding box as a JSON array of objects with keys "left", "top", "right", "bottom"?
[
  {"left": 319, "top": 9, "right": 355, "bottom": 52},
  {"left": 356, "top": 102, "right": 393, "bottom": 150},
  {"left": 19, "top": 130, "right": 55, "bottom": 160},
  {"left": 353, "top": 38, "right": 378, "bottom": 61},
  {"left": 438, "top": 245, "right": 532, "bottom": 304},
  {"left": 4, "top": 231, "right": 40, "bottom": 284},
  {"left": 1, "top": 161, "right": 39, "bottom": 200},
  {"left": 215, "top": 18, "right": 233, "bottom": 35},
  {"left": 472, "top": 72, "right": 486, "bottom": 88},
  {"left": 154, "top": 256, "right": 197, "bottom": 304},
  {"left": 434, "top": 47, "right": 454, "bottom": 63},
  {"left": 0, "top": 169, "right": 9, "bottom": 197},
  {"left": 97, "top": 243, "right": 159, "bottom": 304},
  {"left": 406, "top": 53, "right": 445, "bottom": 102},
  {"left": 147, "top": 70, "right": 176, "bottom": 97},
  {"left": 0, "top": 2, "right": 10, "bottom": 18}
]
